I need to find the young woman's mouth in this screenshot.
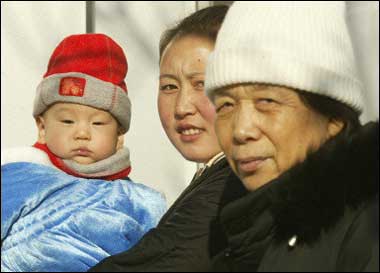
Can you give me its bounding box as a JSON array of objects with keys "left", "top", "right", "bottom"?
[{"left": 176, "top": 124, "right": 205, "bottom": 142}]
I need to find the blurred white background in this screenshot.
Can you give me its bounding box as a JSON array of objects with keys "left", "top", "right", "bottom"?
[{"left": 1, "top": 1, "right": 378, "bottom": 206}]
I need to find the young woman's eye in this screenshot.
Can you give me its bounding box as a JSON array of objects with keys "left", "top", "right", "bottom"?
[
  {"left": 61, "top": 120, "right": 74, "bottom": 124},
  {"left": 160, "top": 84, "right": 178, "bottom": 91}
]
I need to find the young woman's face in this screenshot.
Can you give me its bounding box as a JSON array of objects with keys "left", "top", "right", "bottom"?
[
  {"left": 158, "top": 35, "right": 221, "bottom": 163},
  {"left": 36, "top": 103, "right": 123, "bottom": 164}
]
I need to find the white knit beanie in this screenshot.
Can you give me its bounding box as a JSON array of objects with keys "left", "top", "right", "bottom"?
[{"left": 206, "top": 1, "right": 364, "bottom": 113}]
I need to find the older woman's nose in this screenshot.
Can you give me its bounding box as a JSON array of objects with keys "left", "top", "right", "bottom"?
[
  {"left": 233, "top": 104, "right": 262, "bottom": 144},
  {"left": 175, "top": 88, "right": 197, "bottom": 119}
]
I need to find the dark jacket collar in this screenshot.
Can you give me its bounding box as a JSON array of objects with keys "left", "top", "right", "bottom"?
[{"left": 220, "top": 122, "right": 379, "bottom": 244}]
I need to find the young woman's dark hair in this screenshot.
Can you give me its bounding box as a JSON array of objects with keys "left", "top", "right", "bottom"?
[{"left": 159, "top": 5, "right": 229, "bottom": 61}]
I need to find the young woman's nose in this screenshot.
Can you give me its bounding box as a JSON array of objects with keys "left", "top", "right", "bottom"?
[{"left": 174, "top": 86, "right": 197, "bottom": 119}]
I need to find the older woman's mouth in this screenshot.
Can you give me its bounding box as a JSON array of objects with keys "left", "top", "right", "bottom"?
[{"left": 236, "top": 157, "right": 267, "bottom": 174}]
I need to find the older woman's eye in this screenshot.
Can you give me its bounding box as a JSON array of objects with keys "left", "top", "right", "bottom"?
[
  {"left": 259, "top": 98, "right": 276, "bottom": 104},
  {"left": 256, "top": 98, "right": 278, "bottom": 108},
  {"left": 194, "top": 81, "right": 204, "bottom": 89},
  {"left": 216, "top": 102, "right": 234, "bottom": 113},
  {"left": 160, "top": 84, "right": 178, "bottom": 92}
]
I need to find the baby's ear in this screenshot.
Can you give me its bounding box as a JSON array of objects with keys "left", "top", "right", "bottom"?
[
  {"left": 35, "top": 116, "right": 47, "bottom": 144},
  {"left": 116, "top": 134, "right": 125, "bottom": 151}
]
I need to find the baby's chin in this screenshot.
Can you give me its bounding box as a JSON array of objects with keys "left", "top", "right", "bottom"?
[{"left": 70, "top": 156, "right": 97, "bottom": 165}]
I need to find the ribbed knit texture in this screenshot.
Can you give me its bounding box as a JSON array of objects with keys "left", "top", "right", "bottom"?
[
  {"left": 206, "top": 1, "right": 364, "bottom": 113},
  {"left": 43, "top": 33, "right": 128, "bottom": 91}
]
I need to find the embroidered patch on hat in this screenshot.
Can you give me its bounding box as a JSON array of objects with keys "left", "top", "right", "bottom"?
[{"left": 59, "top": 77, "right": 86, "bottom": 97}]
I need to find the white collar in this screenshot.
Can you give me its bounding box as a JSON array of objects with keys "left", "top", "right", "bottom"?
[
  {"left": 1, "top": 146, "right": 55, "bottom": 168},
  {"left": 205, "top": 152, "right": 225, "bottom": 168}
]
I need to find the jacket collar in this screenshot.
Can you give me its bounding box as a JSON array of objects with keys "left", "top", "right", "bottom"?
[{"left": 220, "top": 122, "right": 379, "bottom": 244}]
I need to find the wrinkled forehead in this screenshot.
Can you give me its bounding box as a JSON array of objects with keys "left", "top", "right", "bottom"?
[{"left": 212, "top": 83, "right": 297, "bottom": 99}]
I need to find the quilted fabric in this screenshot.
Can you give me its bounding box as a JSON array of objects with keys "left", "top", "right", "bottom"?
[{"left": 1, "top": 162, "right": 166, "bottom": 272}]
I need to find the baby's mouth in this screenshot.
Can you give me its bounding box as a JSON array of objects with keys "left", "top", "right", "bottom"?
[{"left": 73, "top": 148, "right": 92, "bottom": 156}]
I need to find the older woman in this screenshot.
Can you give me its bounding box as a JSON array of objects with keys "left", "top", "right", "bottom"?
[
  {"left": 206, "top": 2, "right": 379, "bottom": 272},
  {"left": 90, "top": 5, "right": 232, "bottom": 272}
]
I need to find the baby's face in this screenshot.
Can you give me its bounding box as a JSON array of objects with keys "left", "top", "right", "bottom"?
[{"left": 37, "top": 103, "right": 122, "bottom": 164}]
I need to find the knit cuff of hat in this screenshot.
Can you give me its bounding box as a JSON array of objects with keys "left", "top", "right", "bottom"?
[
  {"left": 205, "top": 48, "right": 365, "bottom": 114},
  {"left": 33, "top": 72, "right": 131, "bottom": 133}
]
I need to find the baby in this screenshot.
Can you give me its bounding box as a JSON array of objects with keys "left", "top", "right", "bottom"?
[
  {"left": 32, "top": 33, "right": 132, "bottom": 180},
  {"left": 1, "top": 34, "right": 166, "bottom": 272}
]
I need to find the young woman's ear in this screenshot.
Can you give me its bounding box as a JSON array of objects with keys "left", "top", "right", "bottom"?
[
  {"left": 116, "top": 134, "right": 125, "bottom": 151},
  {"left": 35, "top": 116, "right": 47, "bottom": 144}
]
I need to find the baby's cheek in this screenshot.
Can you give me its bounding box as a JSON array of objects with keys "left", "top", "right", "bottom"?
[
  {"left": 47, "top": 138, "right": 70, "bottom": 158},
  {"left": 96, "top": 138, "right": 118, "bottom": 157}
]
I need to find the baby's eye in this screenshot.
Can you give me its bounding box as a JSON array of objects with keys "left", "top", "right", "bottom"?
[
  {"left": 61, "top": 120, "right": 74, "bottom": 124},
  {"left": 93, "top": 122, "right": 105, "bottom": 126}
]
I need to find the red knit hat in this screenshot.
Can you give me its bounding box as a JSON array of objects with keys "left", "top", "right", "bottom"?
[{"left": 33, "top": 33, "right": 131, "bottom": 133}]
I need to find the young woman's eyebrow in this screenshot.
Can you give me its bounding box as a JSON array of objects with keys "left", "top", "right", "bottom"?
[
  {"left": 187, "top": 72, "right": 204, "bottom": 78},
  {"left": 159, "top": 74, "right": 178, "bottom": 81}
]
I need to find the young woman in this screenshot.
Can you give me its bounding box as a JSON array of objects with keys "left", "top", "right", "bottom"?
[{"left": 90, "top": 5, "right": 232, "bottom": 272}]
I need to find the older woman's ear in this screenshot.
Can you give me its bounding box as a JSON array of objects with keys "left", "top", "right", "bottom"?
[{"left": 327, "top": 119, "right": 345, "bottom": 138}]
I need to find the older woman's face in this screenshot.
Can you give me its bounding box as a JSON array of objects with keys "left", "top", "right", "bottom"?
[
  {"left": 214, "top": 84, "right": 342, "bottom": 191},
  {"left": 158, "top": 35, "right": 221, "bottom": 163}
]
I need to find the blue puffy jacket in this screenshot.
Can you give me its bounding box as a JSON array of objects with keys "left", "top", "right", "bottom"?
[{"left": 1, "top": 162, "right": 166, "bottom": 272}]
